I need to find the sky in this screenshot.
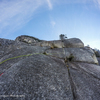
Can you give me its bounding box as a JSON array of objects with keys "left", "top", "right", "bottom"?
[{"left": 0, "top": 0, "right": 100, "bottom": 49}]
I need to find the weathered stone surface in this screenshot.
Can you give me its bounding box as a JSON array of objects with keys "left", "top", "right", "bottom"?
[
  {"left": 34, "top": 38, "right": 84, "bottom": 48},
  {"left": 0, "top": 38, "right": 15, "bottom": 46},
  {"left": 15, "top": 36, "right": 84, "bottom": 48},
  {"left": 45, "top": 47, "right": 98, "bottom": 64},
  {"left": 0, "top": 35, "right": 100, "bottom": 100},
  {"left": 68, "top": 62, "right": 100, "bottom": 100},
  {"left": 39, "top": 38, "right": 84, "bottom": 48},
  {"left": 0, "top": 46, "right": 50, "bottom": 75},
  {"left": 0, "top": 44, "right": 27, "bottom": 57},
  {"left": 39, "top": 40, "right": 65, "bottom": 48},
  {"left": 97, "top": 57, "right": 100, "bottom": 65},
  {"left": 15, "top": 35, "right": 42, "bottom": 44},
  {"left": 0, "top": 55, "right": 73, "bottom": 100},
  {"left": 63, "top": 38, "right": 84, "bottom": 48},
  {"left": 53, "top": 40, "right": 65, "bottom": 48},
  {"left": 64, "top": 48, "right": 98, "bottom": 64},
  {"left": 45, "top": 48, "right": 67, "bottom": 59},
  {"left": 40, "top": 41, "right": 53, "bottom": 47},
  {"left": 94, "top": 50, "right": 100, "bottom": 57}
]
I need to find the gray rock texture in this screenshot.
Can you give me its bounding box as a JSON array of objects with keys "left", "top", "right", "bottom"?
[
  {"left": 15, "top": 36, "right": 84, "bottom": 48},
  {"left": 39, "top": 38, "right": 84, "bottom": 48},
  {"left": 15, "top": 35, "right": 42, "bottom": 45},
  {"left": 94, "top": 50, "right": 100, "bottom": 57},
  {"left": 97, "top": 57, "right": 100, "bottom": 65},
  {"left": 0, "top": 38, "right": 15, "bottom": 46},
  {"left": 0, "top": 55, "right": 73, "bottom": 100},
  {"left": 0, "top": 35, "right": 100, "bottom": 100},
  {"left": 40, "top": 40, "right": 65, "bottom": 48},
  {"left": 45, "top": 47, "right": 98, "bottom": 64},
  {"left": 63, "top": 38, "right": 84, "bottom": 48},
  {"left": 68, "top": 62, "right": 100, "bottom": 100}
]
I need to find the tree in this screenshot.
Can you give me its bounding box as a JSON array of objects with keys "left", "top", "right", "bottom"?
[{"left": 59, "top": 34, "right": 67, "bottom": 41}]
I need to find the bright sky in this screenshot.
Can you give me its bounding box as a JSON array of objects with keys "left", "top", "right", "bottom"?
[{"left": 0, "top": 0, "right": 100, "bottom": 49}]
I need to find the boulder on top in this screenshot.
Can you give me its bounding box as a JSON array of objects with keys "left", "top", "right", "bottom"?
[
  {"left": 15, "top": 35, "right": 42, "bottom": 44},
  {"left": 63, "top": 38, "right": 84, "bottom": 48},
  {"left": 35, "top": 38, "right": 84, "bottom": 48},
  {"left": 15, "top": 35, "right": 84, "bottom": 48},
  {"left": 40, "top": 41, "right": 53, "bottom": 48},
  {"left": 40, "top": 40, "right": 65, "bottom": 48}
]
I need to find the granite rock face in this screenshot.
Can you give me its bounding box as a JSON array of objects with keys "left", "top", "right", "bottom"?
[
  {"left": 15, "top": 35, "right": 42, "bottom": 45},
  {"left": 39, "top": 38, "right": 84, "bottom": 48},
  {"left": 63, "top": 38, "right": 84, "bottom": 48},
  {"left": 0, "top": 38, "right": 15, "bottom": 46},
  {"left": 97, "top": 57, "right": 100, "bottom": 65},
  {"left": 68, "top": 62, "right": 100, "bottom": 100},
  {"left": 0, "top": 55, "right": 73, "bottom": 100},
  {"left": 40, "top": 40, "right": 65, "bottom": 48},
  {"left": 0, "top": 35, "right": 100, "bottom": 100},
  {"left": 45, "top": 47, "right": 98, "bottom": 64},
  {"left": 94, "top": 49, "right": 100, "bottom": 57}
]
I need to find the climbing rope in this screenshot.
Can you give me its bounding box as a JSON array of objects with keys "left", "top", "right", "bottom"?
[
  {"left": 0, "top": 52, "right": 65, "bottom": 65},
  {"left": 0, "top": 53, "right": 42, "bottom": 76},
  {"left": 0, "top": 51, "right": 65, "bottom": 76}
]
